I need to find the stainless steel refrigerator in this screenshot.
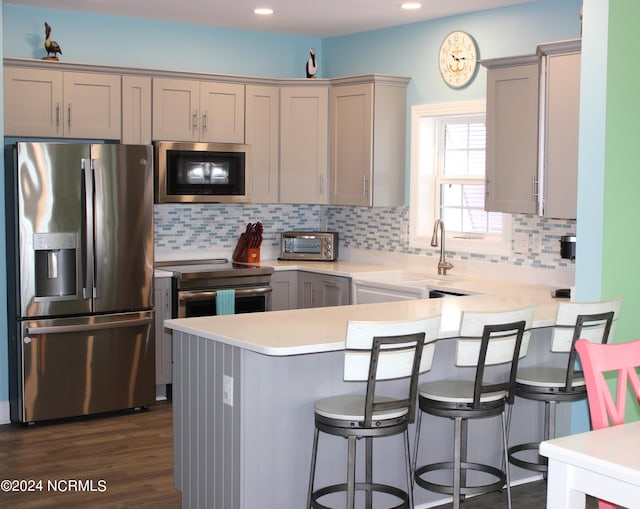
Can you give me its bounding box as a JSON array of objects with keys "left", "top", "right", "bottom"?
[{"left": 5, "top": 142, "right": 155, "bottom": 423}]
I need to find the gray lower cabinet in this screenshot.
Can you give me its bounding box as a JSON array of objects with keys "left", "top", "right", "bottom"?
[
  {"left": 297, "top": 271, "right": 351, "bottom": 308},
  {"left": 154, "top": 276, "right": 173, "bottom": 385},
  {"left": 270, "top": 270, "right": 298, "bottom": 311}
]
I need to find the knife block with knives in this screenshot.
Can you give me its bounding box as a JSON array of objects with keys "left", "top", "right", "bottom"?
[{"left": 232, "top": 222, "right": 263, "bottom": 263}]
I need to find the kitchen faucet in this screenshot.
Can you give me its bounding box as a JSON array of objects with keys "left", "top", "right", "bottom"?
[{"left": 431, "top": 219, "right": 454, "bottom": 276}]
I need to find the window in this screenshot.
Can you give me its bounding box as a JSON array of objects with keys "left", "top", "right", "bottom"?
[{"left": 410, "top": 101, "right": 510, "bottom": 256}]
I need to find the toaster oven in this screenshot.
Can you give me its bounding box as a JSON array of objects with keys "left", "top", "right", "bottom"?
[{"left": 279, "top": 232, "right": 339, "bottom": 261}]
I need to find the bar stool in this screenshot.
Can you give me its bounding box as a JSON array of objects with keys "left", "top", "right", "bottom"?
[
  {"left": 413, "top": 307, "right": 536, "bottom": 509},
  {"left": 508, "top": 297, "right": 623, "bottom": 474},
  {"left": 307, "top": 315, "right": 441, "bottom": 509}
]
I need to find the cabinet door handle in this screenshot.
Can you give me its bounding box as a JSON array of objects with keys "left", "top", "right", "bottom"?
[
  {"left": 164, "top": 288, "right": 170, "bottom": 313},
  {"left": 67, "top": 104, "right": 72, "bottom": 129},
  {"left": 202, "top": 111, "right": 208, "bottom": 130},
  {"left": 55, "top": 103, "right": 60, "bottom": 129},
  {"left": 192, "top": 111, "right": 198, "bottom": 129},
  {"left": 322, "top": 280, "right": 337, "bottom": 285},
  {"left": 363, "top": 176, "right": 369, "bottom": 197},
  {"left": 319, "top": 175, "right": 325, "bottom": 195},
  {"left": 532, "top": 176, "right": 539, "bottom": 201}
]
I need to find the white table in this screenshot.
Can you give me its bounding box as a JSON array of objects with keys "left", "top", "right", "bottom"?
[{"left": 540, "top": 420, "right": 640, "bottom": 508}]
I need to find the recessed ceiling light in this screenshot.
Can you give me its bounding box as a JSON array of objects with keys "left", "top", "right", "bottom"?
[
  {"left": 401, "top": 2, "right": 422, "bottom": 10},
  {"left": 254, "top": 7, "right": 274, "bottom": 16}
]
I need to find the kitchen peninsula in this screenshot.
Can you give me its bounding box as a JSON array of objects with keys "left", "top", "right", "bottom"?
[{"left": 166, "top": 268, "right": 566, "bottom": 509}]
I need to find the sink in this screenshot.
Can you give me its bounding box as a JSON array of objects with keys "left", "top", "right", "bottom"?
[{"left": 356, "top": 271, "right": 459, "bottom": 284}]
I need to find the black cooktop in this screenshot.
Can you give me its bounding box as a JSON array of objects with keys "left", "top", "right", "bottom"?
[{"left": 155, "top": 258, "right": 274, "bottom": 289}]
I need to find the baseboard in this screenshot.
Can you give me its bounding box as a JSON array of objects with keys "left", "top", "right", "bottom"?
[{"left": 0, "top": 400, "right": 10, "bottom": 425}]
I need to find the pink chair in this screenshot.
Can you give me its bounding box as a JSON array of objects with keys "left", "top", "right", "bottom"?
[{"left": 575, "top": 338, "right": 640, "bottom": 509}]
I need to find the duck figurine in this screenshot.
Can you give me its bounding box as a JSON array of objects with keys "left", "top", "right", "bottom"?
[
  {"left": 306, "top": 48, "right": 317, "bottom": 79},
  {"left": 44, "top": 22, "right": 62, "bottom": 60}
]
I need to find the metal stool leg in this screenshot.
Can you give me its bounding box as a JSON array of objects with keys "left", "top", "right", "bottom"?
[
  {"left": 366, "top": 437, "right": 373, "bottom": 509},
  {"left": 548, "top": 401, "right": 557, "bottom": 440},
  {"left": 403, "top": 429, "right": 414, "bottom": 509},
  {"left": 501, "top": 410, "right": 512, "bottom": 509},
  {"left": 347, "top": 436, "right": 356, "bottom": 509},
  {"left": 412, "top": 408, "right": 423, "bottom": 483},
  {"left": 453, "top": 416, "right": 462, "bottom": 509},
  {"left": 307, "top": 427, "right": 320, "bottom": 509}
]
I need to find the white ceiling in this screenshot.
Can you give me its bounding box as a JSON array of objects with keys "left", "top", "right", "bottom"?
[{"left": 7, "top": 0, "right": 533, "bottom": 37}]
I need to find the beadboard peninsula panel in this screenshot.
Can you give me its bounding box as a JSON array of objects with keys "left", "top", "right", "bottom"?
[
  {"left": 173, "top": 332, "right": 241, "bottom": 509},
  {"left": 171, "top": 324, "right": 562, "bottom": 508}
]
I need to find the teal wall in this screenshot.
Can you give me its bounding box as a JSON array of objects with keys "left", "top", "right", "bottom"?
[
  {"left": 324, "top": 0, "right": 581, "bottom": 106},
  {"left": 575, "top": 0, "right": 608, "bottom": 305},
  {"left": 0, "top": 1, "right": 583, "bottom": 410},
  {"left": 2, "top": 6, "right": 321, "bottom": 78}
]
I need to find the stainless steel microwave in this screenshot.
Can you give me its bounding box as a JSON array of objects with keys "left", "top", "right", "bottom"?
[
  {"left": 154, "top": 141, "right": 251, "bottom": 203},
  {"left": 279, "top": 231, "right": 339, "bottom": 261}
]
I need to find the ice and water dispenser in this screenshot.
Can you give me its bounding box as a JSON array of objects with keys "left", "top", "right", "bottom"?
[{"left": 34, "top": 232, "right": 78, "bottom": 300}]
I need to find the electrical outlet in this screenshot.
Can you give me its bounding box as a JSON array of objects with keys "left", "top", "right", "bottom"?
[
  {"left": 222, "top": 375, "right": 233, "bottom": 406},
  {"left": 400, "top": 222, "right": 409, "bottom": 242},
  {"left": 512, "top": 233, "right": 528, "bottom": 254},
  {"left": 530, "top": 234, "right": 542, "bottom": 254}
]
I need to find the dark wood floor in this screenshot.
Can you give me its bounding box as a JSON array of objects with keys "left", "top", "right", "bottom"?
[
  {"left": 0, "top": 401, "right": 600, "bottom": 509},
  {"left": 0, "top": 401, "right": 180, "bottom": 508}
]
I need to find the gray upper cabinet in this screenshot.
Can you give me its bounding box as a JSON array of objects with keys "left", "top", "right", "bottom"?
[
  {"left": 329, "top": 76, "right": 409, "bottom": 207},
  {"left": 152, "top": 77, "right": 245, "bottom": 143},
  {"left": 245, "top": 84, "right": 280, "bottom": 203},
  {"left": 538, "top": 41, "right": 581, "bottom": 219},
  {"left": 122, "top": 75, "right": 152, "bottom": 145},
  {"left": 5, "top": 66, "right": 121, "bottom": 139},
  {"left": 279, "top": 85, "right": 329, "bottom": 204},
  {"left": 483, "top": 39, "right": 581, "bottom": 219},
  {"left": 3, "top": 60, "right": 410, "bottom": 208},
  {"left": 484, "top": 55, "right": 540, "bottom": 215}
]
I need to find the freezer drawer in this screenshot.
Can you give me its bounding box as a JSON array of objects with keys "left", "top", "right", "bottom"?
[{"left": 15, "top": 311, "right": 155, "bottom": 423}]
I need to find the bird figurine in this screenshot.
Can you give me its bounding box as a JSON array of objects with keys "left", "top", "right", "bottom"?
[
  {"left": 44, "top": 22, "right": 62, "bottom": 60},
  {"left": 306, "top": 48, "right": 318, "bottom": 79}
]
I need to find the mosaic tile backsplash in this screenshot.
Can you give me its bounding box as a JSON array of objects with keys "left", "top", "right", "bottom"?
[{"left": 154, "top": 204, "right": 576, "bottom": 271}]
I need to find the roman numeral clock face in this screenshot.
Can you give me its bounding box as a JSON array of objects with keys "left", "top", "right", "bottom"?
[{"left": 439, "top": 31, "right": 478, "bottom": 89}]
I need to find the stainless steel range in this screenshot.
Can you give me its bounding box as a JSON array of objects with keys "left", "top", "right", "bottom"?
[{"left": 156, "top": 259, "right": 274, "bottom": 318}]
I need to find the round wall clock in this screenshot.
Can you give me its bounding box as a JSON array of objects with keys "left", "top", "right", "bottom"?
[{"left": 439, "top": 31, "right": 478, "bottom": 89}]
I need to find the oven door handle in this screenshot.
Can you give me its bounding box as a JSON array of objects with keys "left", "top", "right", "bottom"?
[{"left": 178, "top": 286, "right": 272, "bottom": 302}]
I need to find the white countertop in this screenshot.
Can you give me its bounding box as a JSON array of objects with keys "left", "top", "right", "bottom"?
[{"left": 165, "top": 258, "right": 562, "bottom": 356}]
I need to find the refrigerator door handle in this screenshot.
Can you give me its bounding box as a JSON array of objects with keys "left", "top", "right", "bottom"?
[
  {"left": 26, "top": 317, "right": 153, "bottom": 335},
  {"left": 93, "top": 158, "right": 103, "bottom": 299},
  {"left": 81, "top": 158, "right": 95, "bottom": 299}
]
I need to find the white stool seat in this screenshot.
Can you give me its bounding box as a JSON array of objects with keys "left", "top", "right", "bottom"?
[
  {"left": 413, "top": 307, "right": 537, "bottom": 509},
  {"left": 307, "top": 315, "right": 441, "bottom": 509},
  {"left": 517, "top": 366, "right": 585, "bottom": 388},
  {"left": 314, "top": 394, "right": 409, "bottom": 421},
  {"left": 419, "top": 380, "right": 506, "bottom": 403},
  {"left": 508, "top": 297, "right": 623, "bottom": 475}
]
